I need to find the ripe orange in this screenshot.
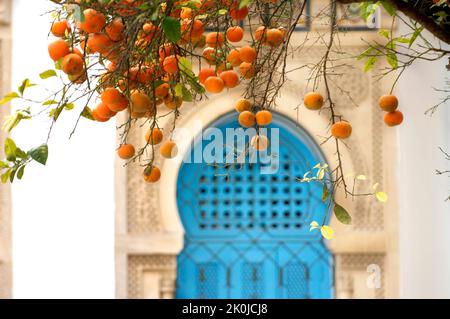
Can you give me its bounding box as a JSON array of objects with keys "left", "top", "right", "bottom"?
[
  {"left": 155, "top": 83, "right": 170, "bottom": 98},
  {"left": 235, "top": 98, "right": 252, "bottom": 112},
  {"left": 95, "top": 102, "right": 117, "bottom": 119},
  {"left": 238, "top": 111, "right": 256, "bottom": 127},
  {"left": 379, "top": 94, "right": 398, "bottom": 112},
  {"left": 204, "top": 76, "right": 225, "bottom": 93},
  {"left": 79, "top": 9, "right": 106, "bottom": 34},
  {"left": 87, "top": 33, "right": 113, "bottom": 55},
  {"left": 117, "top": 144, "right": 135, "bottom": 160},
  {"left": 163, "top": 55, "right": 179, "bottom": 74},
  {"left": 143, "top": 166, "right": 161, "bottom": 183},
  {"left": 61, "top": 53, "right": 84, "bottom": 76},
  {"left": 131, "top": 90, "right": 154, "bottom": 113},
  {"left": 239, "top": 46, "right": 257, "bottom": 63},
  {"left": 145, "top": 128, "right": 164, "bottom": 145},
  {"left": 265, "top": 28, "right": 284, "bottom": 47},
  {"left": 48, "top": 39, "right": 70, "bottom": 61},
  {"left": 164, "top": 95, "right": 183, "bottom": 110},
  {"left": 51, "top": 19, "right": 71, "bottom": 37},
  {"left": 181, "top": 19, "right": 205, "bottom": 39},
  {"left": 202, "top": 47, "right": 220, "bottom": 65},
  {"left": 160, "top": 141, "right": 178, "bottom": 159},
  {"left": 304, "top": 92, "right": 324, "bottom": 110},
  {"left": 92, "top": 108, "right": 110, "bottom": 122},
  {"left": 226, "top": 26, "right": 244, "bottom": 42},
  {"left": 199, "top": 68, "right": 216, "bottom": 84},
  {"left": 384, "top": 111, "right": 403, "bottom": 126},
  {"left": 105, "top": 18, "right": 125, "bottom": 42},
  {"left": 239, "top": 62, "right": 256, "bottom": 79},
  {"left": 331, "top": 121, "right": 352, "bottom": 139},
  {"left": 227, "top": 48, "right": 242, "bottom": 67},
  {"left": 255, "top": 110, "right": 272, "bottom": 126},
  {"left": 255, "top": 26, "right": 267, "bottom": 42},
  {"left": 205, "top": 32, "right": 224, "bottom": 48},
  {"left": 101, "top": 87, "right": 128, "bottom": 112},
  {"left": 219, "top": 70, "right": 239, "bottom": 88},
  {"left": 158, "top": 43, "right": 176, "bottom": 60},
  {"left": 251, "top": 135, "right": 269, "bottom": 151}
]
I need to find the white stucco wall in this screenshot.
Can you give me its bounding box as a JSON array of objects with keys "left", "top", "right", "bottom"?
[
  {"left": 396, "top": 24, "right": 450, "bottom": 298},
  {"left": 11, "top": 0, "right": 115, "bottom": 298}
]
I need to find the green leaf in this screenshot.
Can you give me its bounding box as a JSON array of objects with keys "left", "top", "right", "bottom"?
[
  {"left": 162, "top": 16, "right": 181, "bottom": 43},
  {"left": 15, "top": 147, "right": 29, "bottom": 160},
  {"left": 28, "top": 144, "right": 48, "bottom": 166},
  {"left": 43, "top": 100, "right": 59, "bottom": 106},
  {"left": 40, "top": 69, "right": 57, "bottom": 79},
  {"left": 0, "top": 161, "right": 9, "bottom": 169},
  {"left": 1, "top": 170, "right": 10, "bottom": 184},
  {"left": 409, "top": 26, "right": 423, "bottom": 48},
  {"left": 322, "top": 185, "right": 329, "bottom": 202},
  {"left": 386, "top": 52, "right": 398, "bottom": 69},
  {"left": 0, "top": 92, "right": 20, "bottom": 105},
  {"left": 394, "top": 37, "right": 410, "bottom": 44},
  {"left": 364, "top": 56, "right": 377, "bottom": 72},
  {"left": 380, "top": 1, "right": 396, "bottom": 16},
  {"left": 9, "top": 167, "right": 17, "bottom": 183},
  {"left": 64, "top": 103, "right": 75, "bottom": 110},
  {"left": 81, "top": 106, "right": 94, "bottom": 121},
  {"left": 3, "top": 110, "right": 32, "bottom": 133},
  {"left": 357, "top": 47, "right": 373, "bottom": 60},
  {"left": 4, "top": 138, "right": 17, "bottom": 162},
  {"left": 378, "top": 29, "right": 390, "bottom": 39},
  {"left": 239, "top": 0, "right": 252, "bottom": 9},
  {"left": 334, "top": 203, "right": 352, "bottom": 225},
  {"left": 18, "top": 79, "right": 36, "bottom": 96},
  {"left": 17, "top": 165, "right": 25, "bottom": 180}
]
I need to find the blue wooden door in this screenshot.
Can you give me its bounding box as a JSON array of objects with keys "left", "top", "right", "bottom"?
[{"left": 176, "top": 112, "right": 333, "bottom": 299}]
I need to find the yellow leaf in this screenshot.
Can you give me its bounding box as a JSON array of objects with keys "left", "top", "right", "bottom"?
[
  {"left": 310, "top": 221, "right": 320, "bottom": 231},
  {"left": 356, "top": 175, "right": 367, "bottom": 180},
  {"left": 321, "top": 226, "right": 334, "bottom": 240},
  {"left": 317, "top": 168, "right": 325, "bottom": 180},
  {"left": 376, "top": 191, "right": 388, "bottom": 203}
]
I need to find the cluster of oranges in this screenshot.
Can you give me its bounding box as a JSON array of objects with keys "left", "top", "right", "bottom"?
[
  {"left": 233, "top": 98, "right": 273, "bottom": 151},
  {"left": 117, "top": 127, "right": 179, "bottom": 183},
  {"left": 378, "top": 95, "right": 404, "bottom": 127},
  {"left": 199, "top": 24, "right": 286, "bottom": 94}
]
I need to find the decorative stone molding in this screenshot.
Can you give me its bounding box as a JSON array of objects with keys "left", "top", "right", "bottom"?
[
  {"left": 335, "top": 253, "right": 385, "bottom": 299},
  {"left": 128, "top": 255, "right": 177, "bottom": 299}
]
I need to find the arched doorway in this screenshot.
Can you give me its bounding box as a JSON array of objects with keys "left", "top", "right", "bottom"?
[{"left": 176, "top": 112, "right": 333, "bottom": 299}]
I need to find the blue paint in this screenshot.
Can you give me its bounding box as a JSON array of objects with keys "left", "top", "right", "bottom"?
[{"left": 176, "top": 112, "right": 333, "bottom": 299}]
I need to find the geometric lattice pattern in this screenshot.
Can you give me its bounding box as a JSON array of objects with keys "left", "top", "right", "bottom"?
[{"left": 286, "top": 262, "right": 309, "bottom": 298}]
